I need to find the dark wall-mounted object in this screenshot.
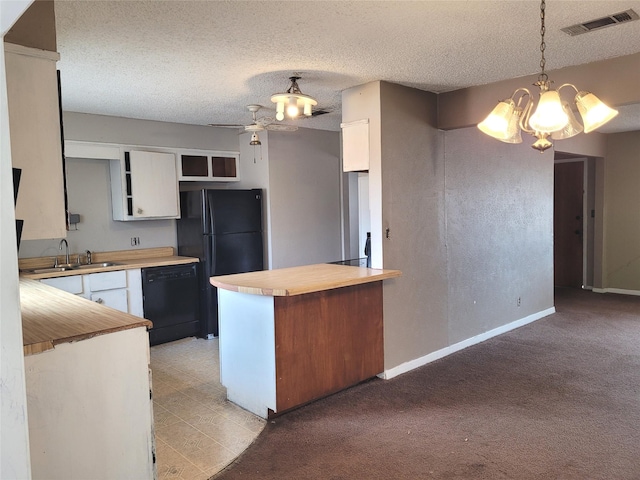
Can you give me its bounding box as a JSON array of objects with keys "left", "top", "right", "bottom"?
[
  {"left": 13, "top": 168, "right": 23, "bottom": 249},
  {"left": 13, "top": 168, "right": 21, "bottom": 205},
  {"left": 16, "top": 220, "right": 24, "bottom": 249}
]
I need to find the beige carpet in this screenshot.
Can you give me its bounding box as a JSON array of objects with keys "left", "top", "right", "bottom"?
[{"left": 213, "top": 288, "right": 640, "bottom": 479}]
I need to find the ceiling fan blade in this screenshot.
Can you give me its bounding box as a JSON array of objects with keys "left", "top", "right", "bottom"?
[
  {"left": 256, "top": 116, "right": 276, "bottom": 127},
  {"left": 265, "top": 124, "right": 298, "bottom": 132},
  {"left": 244, "top": 124, "right": 265, "bottom": 132},
  {"left": 207, "top": 123, "right": 244, "bottom": 128}
]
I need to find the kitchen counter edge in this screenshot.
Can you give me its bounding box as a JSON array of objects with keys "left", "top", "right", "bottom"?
[
  {"left": 20, "top": 278, "right": 153, "bottom": 356},
  {"left": 20, "top": 255, "right": 198, "bottom": 280},
  {"left": 210, "top": 263, "right": 401, "bottom": 297}
]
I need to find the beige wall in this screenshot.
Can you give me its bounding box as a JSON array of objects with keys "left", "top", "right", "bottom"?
[
  {"left": 378, "top": 82, "right": 450, "bottom": 368},
  {"left": 438, "top": 52, "right": 640, "bottom": 130},
  {"left": 343, "top": 81, "right": 555, "bottom": 374},
  {"left": 2, "top": 1, "right": 40, "bottom": 477},
  {"left": 267, "top": 128, "right": 342, "bottom": 269},
  {"left": 63, "top": 111, "right": 240, "bottom": 151},
  {"left": 602, "top": 131, "right": 640, "bottom": 291},
  {"left": 445, "top": 128, "right": 554, "bottom": 342},
  {"left": 4, "top": 0, "right": 55, "bottom": 51}
]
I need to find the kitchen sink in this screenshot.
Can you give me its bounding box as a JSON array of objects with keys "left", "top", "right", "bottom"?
[
  {"left": 74, "top": 262, "right": 122, "bottom": 269},
  {"left": 24, "top": 262, "right": 122, "bottom": 274},
  {"left": 31, "top": 266, "right": 77, "bottom": 274}
]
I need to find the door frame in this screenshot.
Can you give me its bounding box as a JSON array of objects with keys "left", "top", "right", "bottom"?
[{"left": 554, "top": 156, "right": 592, "bottom": 288}]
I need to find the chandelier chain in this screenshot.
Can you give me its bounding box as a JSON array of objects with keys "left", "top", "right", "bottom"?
[{"left": 539, "top": 0, "right": 547, "bottom": 82}]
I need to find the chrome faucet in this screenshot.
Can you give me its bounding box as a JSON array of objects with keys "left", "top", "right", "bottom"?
[{"left": 59, "top": 239, "right": 70, "bottom": 265}]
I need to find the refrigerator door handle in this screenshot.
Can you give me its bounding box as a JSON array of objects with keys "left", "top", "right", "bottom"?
[
  {"left": 206, "top": 234, "right": 216, "bottom": 275},
  {"left": 206, "top": 194, "right": 216, "bottom": 235}
]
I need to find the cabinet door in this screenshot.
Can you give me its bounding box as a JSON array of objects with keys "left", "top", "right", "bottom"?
[
  {"left": 130, "top": 151, "right": 179, "bottom": 218},
  {"left": 41, "top": 276, "right": 84, "bottom": 295},
  {"left": 5, "top": 44, "right": 66, "bottom": 240},
  {"left": 90, "top": 289, "right": 128, "bottom": 313},
  {"left": 179, "top": 151, "right": 239, "bottom": 182},
  {"left": 341, "top": 119, "right": 370, "bottom": 172}
]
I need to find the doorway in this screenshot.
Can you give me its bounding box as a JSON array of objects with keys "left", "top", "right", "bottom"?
[{"left": 554, "top": 160, "right": 585, "bottom": 287}]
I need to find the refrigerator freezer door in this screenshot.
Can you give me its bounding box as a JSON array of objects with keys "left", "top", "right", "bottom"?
[
  {"left": 209, "top": 231, "right": 263, "bottom": 275},
  {"left": 206, "top": 189, "right": 262, "bottom": 235}
]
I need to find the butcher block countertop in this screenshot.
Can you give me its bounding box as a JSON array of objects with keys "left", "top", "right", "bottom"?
[
  {"left": 20, "top": 247, "right": 198, "bottom": 280},
  {"left": 20, "top": 278, "right": 152, "bottom": 356},
  {"left": 210, "top": 263, "right": 401, "bottom": 297}
]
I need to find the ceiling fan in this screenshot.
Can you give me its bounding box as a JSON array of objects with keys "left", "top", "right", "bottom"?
[{"left": 209, "top": 104, "right": 299, "bottom": 134}]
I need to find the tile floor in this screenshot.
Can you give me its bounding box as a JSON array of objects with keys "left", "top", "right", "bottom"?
[{"left": 150, "top": 337, "right": 265, "bottom": 480}]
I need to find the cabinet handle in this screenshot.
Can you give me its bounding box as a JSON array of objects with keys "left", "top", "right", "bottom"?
[{"left": 95, "top": 298, "right": 104, "bottom": 304}]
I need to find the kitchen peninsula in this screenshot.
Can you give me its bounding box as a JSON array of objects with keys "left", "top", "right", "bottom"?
[
  {"left": 210, "top": 263, "right": 401, "bottom": 418},
  {"left": 20, "top": 278, "right": 155, "bottom": 479}
]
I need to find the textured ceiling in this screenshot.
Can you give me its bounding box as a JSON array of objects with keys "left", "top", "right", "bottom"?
[{"left": 54, "top": 0, "right": 640, "bottom": 133}]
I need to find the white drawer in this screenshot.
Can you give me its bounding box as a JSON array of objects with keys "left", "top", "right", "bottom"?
[
  {"left": 41, "top": 275, "right": 83, "bottom": 295},
  {"left": 88, "top": 270, "right": 127, "bottom": 292}
]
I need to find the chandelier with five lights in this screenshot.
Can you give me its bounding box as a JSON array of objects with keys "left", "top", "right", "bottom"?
[{"left": 478, "top": 0, "right": 619, "bottom": 152}]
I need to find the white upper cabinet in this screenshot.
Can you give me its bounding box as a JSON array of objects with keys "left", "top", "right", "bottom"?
[
  {"left": 110, "top": 150, "right": 180, "bottom": 221},
  {"left": 341, "top": 119, "right": 370, "bottom": 172},
  {"left": 5, "top": 43, "right": 66, "bottom": 240}
]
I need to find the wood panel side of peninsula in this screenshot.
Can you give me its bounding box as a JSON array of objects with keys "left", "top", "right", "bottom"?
[{"left": 274, "top": 281, "right": 383, "bottom": 412}]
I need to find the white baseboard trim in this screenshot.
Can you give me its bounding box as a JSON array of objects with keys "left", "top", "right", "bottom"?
[
  {"left": 592, "top": 287, "right": 640, "bottom": 296},
  {"left": 380, "top": 307, "right": 556, "bottom": 380}
]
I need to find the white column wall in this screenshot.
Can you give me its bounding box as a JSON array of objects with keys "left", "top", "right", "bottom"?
[{"left": 1, "top": 1, "right": 35, "bottom": 476}]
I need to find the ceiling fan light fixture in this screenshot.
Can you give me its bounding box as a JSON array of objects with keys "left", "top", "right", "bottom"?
[
  {"left": 477, "top": 0, "right": 618, "bottom": 152},
  {"left": 249, "top": 132, "right": 261, "bottom": 146},
  {"left": 271, "top": 75, "right": 317, "bottom": 120},
  {"left": 286, "top": 98, "right": 299, "bottom": 118}
]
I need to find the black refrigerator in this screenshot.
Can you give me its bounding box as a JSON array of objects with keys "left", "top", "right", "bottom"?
[{"left": 176, "top": 189, "right": 264, "bottom": 337}]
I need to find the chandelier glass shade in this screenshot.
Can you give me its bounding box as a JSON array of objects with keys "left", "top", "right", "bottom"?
[
  {"left": 477, "top": 0, "right": 618, "bottom": 152},
  {"left": 271, "top": 76, "right": 317, "bottom": 121}
]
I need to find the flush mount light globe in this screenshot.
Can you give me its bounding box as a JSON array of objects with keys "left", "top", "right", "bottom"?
[
  {"left": 477, "top": 0, "right": 618, "bottom": 152},
  {"left": 271, "top": 76, "right": 318, "bottom": 121}
]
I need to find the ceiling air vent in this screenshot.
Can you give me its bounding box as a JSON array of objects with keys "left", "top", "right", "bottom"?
[
  {"left": 562, "top": 9, "right": 639, "bottom": 36},
  {"left": 310, "top": 108, "right": 332, "bottom": 117}
]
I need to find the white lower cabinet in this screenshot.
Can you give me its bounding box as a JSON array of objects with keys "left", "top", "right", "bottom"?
[
  {"left": 90, "top": 288, "right": 128, "bottom": 312},
  {"left": 40, "top": 268, "right": 143, "bottom": 316},
  {"left": 85, "top": 271, "right": 128, "bottom": 313},
  {"left": 41, "top": 275, "right": 83, "bottom": 294}
]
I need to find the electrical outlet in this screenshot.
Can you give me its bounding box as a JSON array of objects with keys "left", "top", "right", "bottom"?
[
  {"left": 131, "top": 237, "right": 140, "bottom": 246},
  {"left": 517, "top": 297, "right": 521, "bottom": 307}
]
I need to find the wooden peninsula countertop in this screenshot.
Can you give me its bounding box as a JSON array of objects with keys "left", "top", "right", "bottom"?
[
  {"left": 20, "top": 278, "right": 152, "bottom": 356},
  {"left": 210, "top": 263, "right": 401, "bottom": 297}
]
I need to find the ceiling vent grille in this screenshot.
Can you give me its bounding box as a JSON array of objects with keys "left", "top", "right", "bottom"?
[
  {"left": 562, "top": 9, "right": 639, "bottom": 36},
  {"left": 310, "top": 108, "right": 331, "bottom": 117}
]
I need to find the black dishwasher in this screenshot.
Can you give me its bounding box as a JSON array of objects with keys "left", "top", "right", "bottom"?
[{"left": 142, "top": 263, "right": 200, "bottom": 346}]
